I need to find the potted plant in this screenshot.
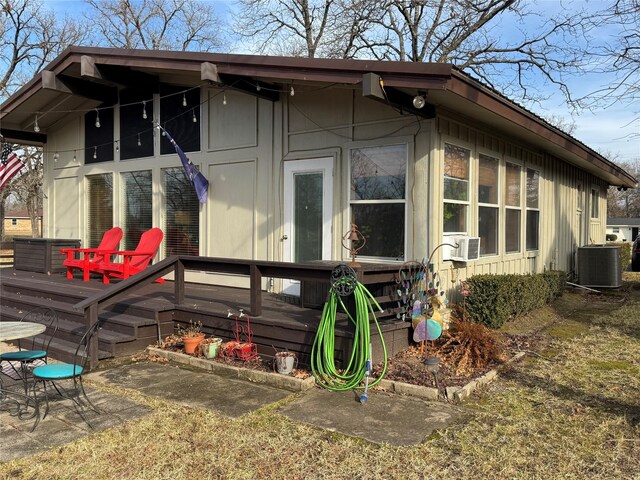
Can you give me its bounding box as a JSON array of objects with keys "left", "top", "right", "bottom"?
[
  {"left": 274, "top": 351, "right": 297, "bottom": 375},
  {"left": 177, "top": 320, "right": 204, "bottom": 355},
  {"left": 201, "top": 337, "right": 223, "bottom": 359}
]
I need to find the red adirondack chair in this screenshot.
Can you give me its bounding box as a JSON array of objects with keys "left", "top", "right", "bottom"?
[
  {"left": 61, "top": 227, "right": 123, "bottom": 282},
  {"left": 95, "top": 228, "right": 164, "bottom": 284}
]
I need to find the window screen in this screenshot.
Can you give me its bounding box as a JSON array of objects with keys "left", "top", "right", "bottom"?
[
  {"left": 163, "top": 167, "right": 200, "bottom": 256},
  {"left": 122, "top": 170, "right": 153, "bottom": 251},
  {"left": 85, "top": 105, "right": 114, "bottom": 164},
  {"left": 120, "top": 89, "right": 154, "bottom": 160},
  {"left": 160, "top": 84, "right": 200, "bottom": 154},
  {"left": 87, "top": 174, "right": 113, "bottom": 248}
]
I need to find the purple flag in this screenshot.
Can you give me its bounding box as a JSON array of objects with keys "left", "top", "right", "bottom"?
[{"left": 163, "top": 129, "right": 208, "bottom": 204}]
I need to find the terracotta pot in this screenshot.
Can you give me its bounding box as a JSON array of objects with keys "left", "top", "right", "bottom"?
[{"left": 182, "top": 334, "right": 205, "bottom": 355}]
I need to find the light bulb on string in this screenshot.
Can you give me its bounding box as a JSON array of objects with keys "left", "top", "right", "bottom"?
[
  {"left": 93, "top": 146, "right": 97, "bottom": 160},
  {"left": 182, "top": 93, "right": 187, "bottom": 107},
  {"left": 54, "top": 152, "right": 59, "bottom": 162},
  {"left": 223, "top": 93, "right": 227, "bottom": 106},
  {"left": 192, "top": 110, "right": 197, "bottom": 123},
  {"left": 290, "top": 85, "right": 295, "bottom": 97},
  {"left": 137, "top": 133, "right": 141, "bottom": 147},
  {"left": 115, "top": 141, "right": 119, "bottom": 153},
  {"left": 142, "top": 101, "right": 147, "bottom": 120},
  {"left": 34, "top": 114, "right": 40, "bottom": 133},
  {"left": 256, "top": 83, "right": 261, "bottom": 92},
  {"left": 95, "top": 109, "right": 101, "bottom": 128},
  {"left": 73, "top": 150, "right": 77, "bottom": 162}
]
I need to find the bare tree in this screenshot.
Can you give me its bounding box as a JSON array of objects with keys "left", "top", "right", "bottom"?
[
  {"left": 579, "top": 0, "right": 639, "bottom": 135},
  {"left": 1, "top": 0, "right": 87, "bottom": 96},
  {"left": 234, "top": 0, "right": 589, "bottom": 104},
  {"left": 84, "top": 0, "right": 225, "bottom": 51},
  {"left": 607, "top": 159, "right": 640, "bottom": 218}
]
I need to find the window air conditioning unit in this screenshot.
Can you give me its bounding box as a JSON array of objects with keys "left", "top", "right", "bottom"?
[{"left": 443, "top": 236, "right": 481, "bottom": 262}]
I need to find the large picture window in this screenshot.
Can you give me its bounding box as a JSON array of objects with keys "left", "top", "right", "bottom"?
[
  {"left": 526, "top": 168, "right": 540, "bottom": 251},
  {"left": 350, "top": 145, "right": 406, "bottom": 260},
  {"left": 505, "top": 162, "right": 521, "bottom": 253},
  {"left": 478, "top": 154, "right": 499, "bottom": 256},
  {"left": 163, "top": 167, "right": 200, "bottom": 256},
  {"left": 160, "top": 84, "right": 200, "bottom": 155},
  {"left": 122, "top": 171, "right": 153, "bottom": 250},
  {"left": 84, "top": 105, "right": 114, "bottom": 164},
  {"left": 120, "top": 89, "right": 154, "bottom": 160},
  {"left": 444, "top": 143, "right": 470, "bottom": 233},
  {"left": 87, "top": 174, "right": 113, "bottom": 248}
]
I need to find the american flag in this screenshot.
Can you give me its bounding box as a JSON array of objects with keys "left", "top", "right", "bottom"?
[{"left": 0, "top": 143, "right": 25, "bottom": 191}]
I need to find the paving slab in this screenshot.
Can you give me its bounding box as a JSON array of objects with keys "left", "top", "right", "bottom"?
[
  {"left": 87, "top": 362, "right": 293, "bottom": 417},
  {"left": 278, "top": 388, "right": 467, "bottom": 446}
]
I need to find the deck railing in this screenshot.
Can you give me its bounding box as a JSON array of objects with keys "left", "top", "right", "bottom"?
[{"left": 74, "top": 255, "right": 399, "bottom": 369}]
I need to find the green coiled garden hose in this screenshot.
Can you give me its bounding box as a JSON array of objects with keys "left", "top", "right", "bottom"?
[{"left": 311, "top": 277, "right": 388, "bottom": 391}]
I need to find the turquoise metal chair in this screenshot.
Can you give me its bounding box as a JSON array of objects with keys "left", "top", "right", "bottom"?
[
  {"left": 0, "top": 307, "right": 58, "bottom": 396},
  {"left": 31, "top": 321, "right": 102, "bottom": 429}
]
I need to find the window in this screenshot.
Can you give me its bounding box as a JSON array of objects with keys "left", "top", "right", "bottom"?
[
  {"left": 613, "top": 227, "right": 620, "bottom": 233},
  {"left": 122, "top": 171, "right": 153, "bottom": 250},
  {"left": 120, "top": 89, "right": 154, "bottom": 160},
  {"left": 87, "top": 174, "right": 113, "bottom": 248},
  {"left": 163, "top": 167, "right": 200, "bottom": 256},
  {"left": 11, "top": 218, "right": 17, "bottom": 226},
  {"left": 443, "top": 143, "right": 470, "bottom": 233},
  {"left": 526, "top": 168, "right": 540, "bottom": 251},
  {"left": 160, "top": 84, "right": 200, "bottom": 155},
  {"left": 85, "top": 105, "right": 114, "bottom": 164},
  {"left": 350, "top": 145, "right": 406, "bottom": 260},
  {"left": 478, "top": 154, "right": 499, "bottom": 256},
  {"left": 591, "top": 188, "right": 599, "bottom": 218},
  {"left": 505, "top": 162, "right": 521, "bottom": 253}
]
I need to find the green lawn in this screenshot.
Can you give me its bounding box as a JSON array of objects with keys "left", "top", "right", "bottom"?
[{"left": 2, "top": 277, "right": 639, "bottom": 479}]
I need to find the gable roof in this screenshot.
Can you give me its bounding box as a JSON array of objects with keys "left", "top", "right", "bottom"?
[
  {"left": 607, "top": 218, "right": 640, "bottom": 227},
  {"left": 0, "top": 46, "right": 636, "bottom": 188}
]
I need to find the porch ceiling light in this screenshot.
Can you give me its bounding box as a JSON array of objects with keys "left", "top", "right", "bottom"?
[{"left": 412, "top": 95, "right": 426, "bottom": 109}]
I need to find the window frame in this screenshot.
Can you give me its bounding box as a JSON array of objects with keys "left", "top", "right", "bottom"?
[
  {"left": 504, "top": 160, "right": 523, "bottom": 254},
  {"left": 348, "top": 143, "right": 409, "bottom": 262},
  {"left": 443, "top": 142, "right": 472, "bottom": 235},
  {"left": 477, "top": 152, "right": 500, "bottom": 257},
  {"left": 525, "top": 167, "right": 540, "bottom": 252}
]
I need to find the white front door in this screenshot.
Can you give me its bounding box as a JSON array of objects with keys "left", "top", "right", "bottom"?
[{"left": 282, "top": 158, "right": 333, "bottom": 295}]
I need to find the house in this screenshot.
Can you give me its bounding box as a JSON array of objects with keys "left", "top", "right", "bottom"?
[
  {"left": 2, "top": 206, "right": 42, "bottom": 238},
  {"left": 0, "top": 46, "right": 637, "bottom": 297},
  {"left": 607, "top": 218, "right": 640, "bottom": 243}
]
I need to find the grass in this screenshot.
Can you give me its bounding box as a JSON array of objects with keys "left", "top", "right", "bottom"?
[{"left": 1, "top": 277, "right": 639, "bottom": 479}]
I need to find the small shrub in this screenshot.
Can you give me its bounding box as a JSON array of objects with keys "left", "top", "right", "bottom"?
[
  {"left": 610, "top": 242, "right": 631, "bottom": 270},
  {"left": 463, "top": 271, "right": 565, "bottom": 329}
]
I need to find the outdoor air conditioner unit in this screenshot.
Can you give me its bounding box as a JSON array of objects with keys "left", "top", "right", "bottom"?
[{"left": 442, "top": 236, "right": 481, "bottom": 262}]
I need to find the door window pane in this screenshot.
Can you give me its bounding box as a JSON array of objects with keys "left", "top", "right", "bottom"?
[
  {"left": 591, "top": 188, "right": 599, "bottom": 218},
  {"left": 294, "top": 172, "right": 322, "bottom": 263},
  {"left": 122, "top": 171, "right": 153, "bottom": 250},
  {"left": 87, "top": 174, "right": 113, "bottom": 248},
  {"left": 164, "top": 167, "right": 200, "bottom": 256}
]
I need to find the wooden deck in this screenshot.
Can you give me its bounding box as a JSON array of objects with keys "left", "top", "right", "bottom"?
[{"left": 0, "top": 266, "right": 411, "bottom": 367}]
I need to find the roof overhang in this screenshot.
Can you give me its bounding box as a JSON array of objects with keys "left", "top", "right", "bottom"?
[{"left": 0, "top": 46, "right": 636, "bottom": 188}]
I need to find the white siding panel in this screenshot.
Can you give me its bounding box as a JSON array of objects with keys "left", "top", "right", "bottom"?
[{"left": 53, "top": 176, "right": 80, "bottom": 239}]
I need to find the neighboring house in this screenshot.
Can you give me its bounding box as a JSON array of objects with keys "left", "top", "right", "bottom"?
[
  {"left": 0, "top": 47, "right": 636, "bottom": 295},
  {"left": 607, "top": 218, "right": 640, "bottom": 243},
  {"left": 2, "top": 207, "right": 42, "bottom": 238}
]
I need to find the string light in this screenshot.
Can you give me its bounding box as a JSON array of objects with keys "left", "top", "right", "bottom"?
[
  {"left": 53, "top": 152, "right": 59, "bottom": 162},
  {"left": 93, "top": 146, "right": 97, "bottom": 159},
  {"left": 290, "top": 85, "right": 295, "bottom": 97},
  {"left": 222, "top": 93, "right": 227, "bottom": 106},
  {"left": 95, "top": 108, "right": 101, "bottom": 128},
  {"left": 256, "top": 83, "right": 261, "bottom": 92},
  {"left": 192, "top": 110, "right": 197, "bottom": 123},
  {"left": 182, "top": 93, "right": 187, "bottom": 107},
  {"left": 142, "top": 101, "right": 147, "bottom": 119},
  {"left": 73, "top": 150, "right": 77, "bottom": 162},
  {"left": 34, "top": 114, "right": 40, "bottom": 133},
  {"left": 137, "top": 133, "right": 141, "bottom": 146},
  {"left": 115, "top": 141, "right": 119, "bottom": 153}
]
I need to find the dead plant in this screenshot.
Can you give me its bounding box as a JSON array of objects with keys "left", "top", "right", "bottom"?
[{"left": 437, "top": 316, "right": 508, "bottom": 375}]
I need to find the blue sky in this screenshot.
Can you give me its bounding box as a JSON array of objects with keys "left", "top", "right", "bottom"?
[{"left": 42, "top": 0, "right": 639, "bottom": 166}]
